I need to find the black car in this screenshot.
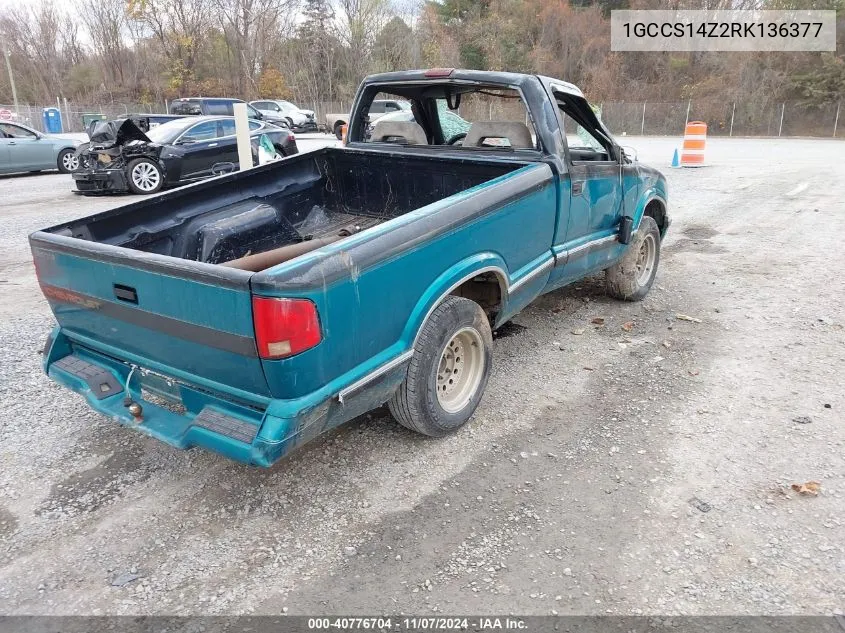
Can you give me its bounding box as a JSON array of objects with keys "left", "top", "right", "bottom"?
[
  {"left": 73, "top": 116, "right": 298, "bottom": 195},
  {"left": 169, "top": 97, "right": 291, "bottom": 129}
]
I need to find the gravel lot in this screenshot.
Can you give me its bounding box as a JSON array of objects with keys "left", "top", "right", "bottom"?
[{"left": 0, "top": 136, "right": 842, "bottom": 616}]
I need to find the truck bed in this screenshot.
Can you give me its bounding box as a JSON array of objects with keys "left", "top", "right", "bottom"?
[{"left": 44, "top": 148, "right": 523, "bottom": 269}]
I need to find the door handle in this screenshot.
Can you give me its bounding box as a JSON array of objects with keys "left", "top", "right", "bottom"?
[
  {"left": 208, "top": 143, "right": 218, "bottom": 147},
  {"left": 8, "top": 141, "right": 16, "bottom": 145},
  {"left": 572, "top": 181, "right": 583, "bottom": 196}
]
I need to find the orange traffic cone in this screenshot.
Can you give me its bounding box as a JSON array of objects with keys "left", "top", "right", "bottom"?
[{"left": 680, "top": 121, "right": 707, "bottom": 167}]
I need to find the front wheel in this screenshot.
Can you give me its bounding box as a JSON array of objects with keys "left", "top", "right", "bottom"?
[
  {"left": 389, "top": 296, "right": 492, "bottom": 437},
  {"left": 605, "top": 215, "right": 661, "bottom": 301},
  {"left": 126, "top": 158, "right": 163, "bottom": 195},
  {"left": 57, "top": 148, "right": 79, "bottom": 173}
]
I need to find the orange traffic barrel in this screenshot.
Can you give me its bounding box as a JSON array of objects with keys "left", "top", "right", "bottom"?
[{"left": 680, "top": 121, "right": 707, "bottom": 166}]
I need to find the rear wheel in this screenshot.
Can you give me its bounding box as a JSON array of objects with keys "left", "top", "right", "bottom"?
[
  {"left": 57, "top": 148, "right": 79, "bottom": 173},
  {"left": 389, "top": 296, "right": 492, "bottom": 437},
  {"left": 126, "top": 158, "right": 163, "bottom": 195},
  {"left": 605, "top": 215, "right": 661, "bottom": 301},
  {"left": 333, "top": 122, "right": 345, "bottom": 140}
]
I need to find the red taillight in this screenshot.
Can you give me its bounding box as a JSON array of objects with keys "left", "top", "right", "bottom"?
[
  {"left": 424, "top": 68, "right": 455, "bottom": 78},
  {"left": 288, "top": 132, "right": 295, "bottom": 141},
  {"left": 252, "top": 297, "right": 321, "bottom": 359}
]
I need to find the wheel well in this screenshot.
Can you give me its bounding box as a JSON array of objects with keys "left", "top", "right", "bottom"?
[
  {"left": 449, "top": 271, "right": 504, "bottom": 325},
  {"left": 644, "top": 199, "right": 667, "bottom": 236}
]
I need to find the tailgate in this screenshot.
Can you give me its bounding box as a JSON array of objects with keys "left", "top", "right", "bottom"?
[{"left": 31, "top": 232, "right": 270, "bottom": 397}]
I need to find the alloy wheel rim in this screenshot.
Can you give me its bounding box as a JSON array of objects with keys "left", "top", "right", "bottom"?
[
  {"left": 635, "top": 233, "right": 657, "bottom": 286},
  {"left": 132, "top": 162, "right": 160, "bottom": 191},
  {"left": 436, "top": 327, "right": 485, "bottom": 414},
  {"left": 63, "top": 153, "right": 79, "bottom": 171}
]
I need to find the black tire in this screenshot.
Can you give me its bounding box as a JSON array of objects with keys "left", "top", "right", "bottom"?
[
  {"left": 605, "top": 215, "right": 661, "bottom": 301},
  {"left": 126, "top": 158, "right": 164, "bottom": 195},
  {"left": 57, "top": 148, "right": 78, "bottom": 174},
  {"left": 389, "top": 296, "right": 493, "bottom": 437},
  {"left": 334, "top": 122, "right": 345, "bottom": 140},
  {"left": 285, "top": 117, "right": 295, "bottom": 129}
]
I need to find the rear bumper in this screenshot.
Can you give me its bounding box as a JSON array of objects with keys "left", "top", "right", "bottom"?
[
  {"left": 43, "top": 328, "right": 407, "bottom": 467},
  {"left": 73, "top": 168, "right": 129, "bottom": 193}
]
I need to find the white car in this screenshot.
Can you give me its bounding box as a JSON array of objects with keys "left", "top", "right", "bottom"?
[{"left": 249, "top": 100, "right": 317, "bottom": 131}]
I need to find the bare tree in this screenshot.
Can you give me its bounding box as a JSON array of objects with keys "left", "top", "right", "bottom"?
[
  {"left": 130, "top": 0, "right": 214, "bottom": 94},
  {"left": 212, "top": 0, "right": 299, "bottom": 97},
  {"left": 76, "top": 0, "right": 129, "bottom": 87}
]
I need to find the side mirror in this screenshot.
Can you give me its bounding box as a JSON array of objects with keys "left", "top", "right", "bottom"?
[
  {"left": 177, "top": 137, "right": 196, "bottom": 145},
  {"left": 620, "top": 145, "right": 638, "bottom": 163}
]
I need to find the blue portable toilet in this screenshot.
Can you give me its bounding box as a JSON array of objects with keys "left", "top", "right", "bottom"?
[{"left": 42, "top": 107, "right": 63, "bottom": 134}]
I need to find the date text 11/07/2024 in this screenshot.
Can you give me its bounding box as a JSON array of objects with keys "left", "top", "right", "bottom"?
[{"left": 307, "top": 618, "right": 528, "bottom": 630}]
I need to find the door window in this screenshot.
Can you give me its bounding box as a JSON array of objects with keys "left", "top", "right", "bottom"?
[
  {"left": 180, "top": 121, "right": 219, "bottom": 142},
  {"left": 553, "top": 90, "right": 614, "bottom": 162},
  {"left": 0, "top": 123, "right": 36, "bottom": 139},
  {"left": 219, "top": 120, "right": 236, "bottom": 137}
]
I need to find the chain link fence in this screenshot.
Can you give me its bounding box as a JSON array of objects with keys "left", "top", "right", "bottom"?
[
  {"left": 1, "top": 100, "right": 842, "bottom": 139},
  {"left": 600, "top": 100, "right": 843, "bottom": 139}
]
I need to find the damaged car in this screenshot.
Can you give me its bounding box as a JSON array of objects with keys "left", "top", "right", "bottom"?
[{"left": 73, "top": 116, "right": 298, "bottom": 195}]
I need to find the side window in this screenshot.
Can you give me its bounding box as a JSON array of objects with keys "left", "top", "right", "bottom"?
[
  {"left": 219, "top": 120, "right": 236, "bottom": 137},
  {"left": 219, "top": 120, "right": 260, "bottom": 136},
  {"left": 171, "top": 101, "right": 202, "bottom": 115},
  {"left": 384, "top": 102, "right": 401, "bottom": 112},
  {"left": 206, "top": 102, "right": 232, "bottom": 116},
  {"left": 553, "top": 90, "right": 613, "bottom": 161},
  {"left": 434, "top": 100, "right": 471, "bottom": 142},
  {"left": 1, "top": 123, "right": 36, "bottom": 139},
  {"left": 181, "top": 121, "right": 219, "bottom": 142},
  {"left": 247, "top": 104, "right": 262, "bottom": 119},
  {"left": 369, "top": 102, "right": 385, "bottom": 114}
]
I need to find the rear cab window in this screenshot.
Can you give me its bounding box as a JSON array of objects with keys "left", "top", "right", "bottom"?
[{"left": 356, "top": 86, "right": 537, "bottom": 152}]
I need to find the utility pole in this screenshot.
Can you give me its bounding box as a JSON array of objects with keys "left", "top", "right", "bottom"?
[{"left": 4, "top": 50, "right": 19, "bottom": 115}]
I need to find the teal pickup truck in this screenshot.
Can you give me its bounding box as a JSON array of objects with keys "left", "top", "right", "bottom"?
[{"left": 30, "top": 69, "right": 669, "bottom": 467}]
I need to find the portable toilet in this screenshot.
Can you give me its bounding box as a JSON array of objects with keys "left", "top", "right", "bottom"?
[{"left": 42, "top": 107, "right": 63, "bottom": 134}]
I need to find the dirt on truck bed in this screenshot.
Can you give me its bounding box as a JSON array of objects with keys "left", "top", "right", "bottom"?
[{"left": 0, "top": 137, "right": 843, "bottom": 615}]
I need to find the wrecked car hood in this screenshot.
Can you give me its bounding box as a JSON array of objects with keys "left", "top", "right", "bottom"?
[{"left": 87, "top": 118, "right": 152, "bottom": 147}]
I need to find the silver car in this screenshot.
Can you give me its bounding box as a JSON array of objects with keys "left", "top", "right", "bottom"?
[
  {"left": 0, "top": 121, "right": 80, "bottom": 175},
  {"left": 250, "top": 100, "right": 317, "bottom": 131}
]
